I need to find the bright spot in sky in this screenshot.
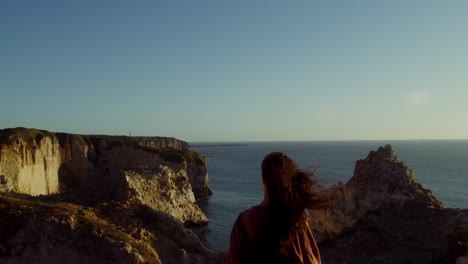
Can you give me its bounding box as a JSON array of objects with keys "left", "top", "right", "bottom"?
[{"left": 407, "top": 91, "right": 430, "bottom": 106}]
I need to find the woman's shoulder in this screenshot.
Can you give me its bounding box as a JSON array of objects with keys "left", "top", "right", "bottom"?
[
  {"left": 241, "top": 205, "right": 268, "bottom": 220},
  {"left": 237, "top": 205, "right": 269, "bottom": 239}
]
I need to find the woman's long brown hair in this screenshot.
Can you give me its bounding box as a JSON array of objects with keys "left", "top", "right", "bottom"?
[{"left": 261, "top": 152, "right": 328, "bottom": 258}]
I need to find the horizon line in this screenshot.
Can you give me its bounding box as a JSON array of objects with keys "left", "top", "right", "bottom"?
[{"left": 188, "top": 138, "right": 468, "bottom": 143}]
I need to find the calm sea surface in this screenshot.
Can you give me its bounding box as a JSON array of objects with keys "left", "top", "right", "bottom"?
[{"left": 193, "top": 141, "right": 468, "bottom": 253}]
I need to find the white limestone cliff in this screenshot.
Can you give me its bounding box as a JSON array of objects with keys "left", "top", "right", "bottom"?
[{"left": 0, "top": 136, "right": 61, "bottom": 195}]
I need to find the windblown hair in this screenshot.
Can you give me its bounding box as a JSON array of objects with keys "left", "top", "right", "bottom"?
[{"left": 261, "top": 152, "right": 328, "bottom": 260}]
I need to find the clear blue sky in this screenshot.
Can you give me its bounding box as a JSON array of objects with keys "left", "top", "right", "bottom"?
[{"left": 1, "top": 1, "right": 467, "bottom": 142}]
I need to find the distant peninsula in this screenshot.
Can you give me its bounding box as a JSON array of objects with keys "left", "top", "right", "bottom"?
[{"left": 189, "top": 143, "right": 248, "bottom": 147}]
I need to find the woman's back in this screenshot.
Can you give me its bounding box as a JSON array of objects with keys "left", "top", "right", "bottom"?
[
  {"left": 226, "top": 152, "right": 326, "bottom": 264},
  {"left": 226, "top": 205, "right": 321, "bottom": 264}
]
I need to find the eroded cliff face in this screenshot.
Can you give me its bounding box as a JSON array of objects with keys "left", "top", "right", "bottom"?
[
  {"left": 0, "top": 128, "right": 210, "bottom": 225},
  {"left": 0, "top": 135, "right": 62, "bottom": 195},
  {"left": 123, "top": 167, "right": 208, "bottom": 224},
  {"left": 187, "top": 163, "right": 213, "bottom": 198}
]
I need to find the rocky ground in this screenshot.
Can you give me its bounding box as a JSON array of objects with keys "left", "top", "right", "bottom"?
[{"left": 0, "top": 191, "right": 223, "bottom": 264}]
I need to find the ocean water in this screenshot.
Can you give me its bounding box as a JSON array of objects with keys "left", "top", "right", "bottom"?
[{"left": 193, "top": 141, "right": 468, "bottom": 253}]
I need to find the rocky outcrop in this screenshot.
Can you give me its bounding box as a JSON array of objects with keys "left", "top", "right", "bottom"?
[
  {"left": 123, "top": 167, "right": 207, "bottom": 224},
  {"left": 311, "top": 145, "right": 468, "bottom": 263},
  {"left": 311, "top": 145, "right": 442, "bottom": 241},
  {"left": 187, "top": 163, "right": 213, "bottom": 198}
]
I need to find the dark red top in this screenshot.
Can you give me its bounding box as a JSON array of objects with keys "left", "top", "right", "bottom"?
[{"left": 226, "top": 205, "right": 321, "bottom": 264}]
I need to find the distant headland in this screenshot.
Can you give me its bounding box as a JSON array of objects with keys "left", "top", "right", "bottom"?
[{"left": 189, "top": 143, "right": 248, "bottom": 147}]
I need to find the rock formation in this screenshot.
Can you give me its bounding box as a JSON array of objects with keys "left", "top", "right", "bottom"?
[
  {"left": 122, "top": 168, "right": 207, "bottom": 224},
  {"left": 311, "top": 145, "right": 468, "bottom": 263},
  {"left": 0, "top": 127, "right": 221, "bottom": 264},
  {"left": 0, "top": 127, "right": 211, "bottom": 223}
]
